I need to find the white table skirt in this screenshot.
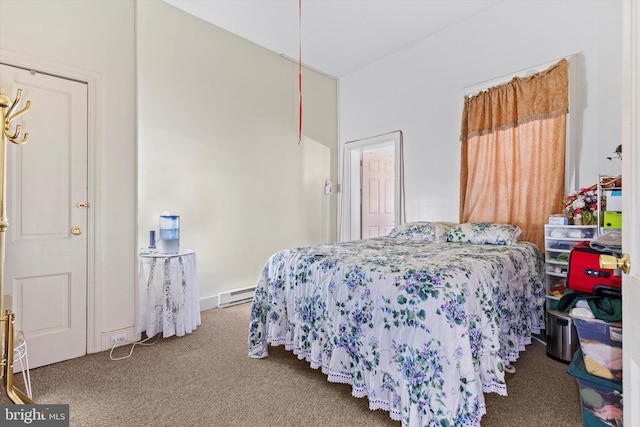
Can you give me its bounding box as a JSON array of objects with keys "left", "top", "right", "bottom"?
[{"left": 136, "top": 249, "right": 201, "bottom": 338}]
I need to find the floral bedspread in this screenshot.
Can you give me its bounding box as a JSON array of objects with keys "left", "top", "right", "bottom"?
[{"left": 247, "top": 237, "right": 545, "bottom": 427}]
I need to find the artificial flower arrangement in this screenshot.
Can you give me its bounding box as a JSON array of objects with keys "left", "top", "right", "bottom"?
[{"left": 563, "top": 184, "right": 598, "bottom": 225}]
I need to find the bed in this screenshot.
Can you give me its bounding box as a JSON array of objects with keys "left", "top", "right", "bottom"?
[{"left": 247, "top": 222, "right": 545, "bottom": 426}]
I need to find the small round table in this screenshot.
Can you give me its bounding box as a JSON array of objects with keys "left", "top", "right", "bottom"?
[{"left": 135, "top": 249, "right": 201, "bottom": 338}]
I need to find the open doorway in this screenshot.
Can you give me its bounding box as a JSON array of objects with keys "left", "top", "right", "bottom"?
[{"left": 340, "top": 131, "right": 404, "bottom": 241}]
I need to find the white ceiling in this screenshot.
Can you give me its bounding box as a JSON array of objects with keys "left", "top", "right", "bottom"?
[{"left": 164, "top": 0, "right": 504, "bottom": 78}]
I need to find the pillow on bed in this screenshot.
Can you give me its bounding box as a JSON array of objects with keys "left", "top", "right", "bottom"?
[
  {"left": 388, "top": 222, "right": 451, "bottom": 242},
  {"left": 446, "top": 222, "right": 522, "bottom": 245}
]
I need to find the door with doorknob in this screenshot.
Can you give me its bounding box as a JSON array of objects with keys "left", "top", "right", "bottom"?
[
  {"left": 621, "top": 2, "right": 639, "bottom": 424},
  {"left": 1, "top": 63, "right": 88, "bottom": 369}
]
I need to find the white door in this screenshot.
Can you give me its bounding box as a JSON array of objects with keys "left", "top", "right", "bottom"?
[
  {"left": 621, "top": 1, "right": 639, "bottom": 425},
  {"left": 0, "top": 64, "right": 88, "bottom": 369},
  {"left": 361, "top": 151, "right": 395, "bottom": 238},
  {"left": 342, "top": 132, "right": 403, "bottom": 241}
]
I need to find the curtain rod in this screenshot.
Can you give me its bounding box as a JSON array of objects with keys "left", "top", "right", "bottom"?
[{"left": 462, "top": 53, "right": 577, "bottom": 97}]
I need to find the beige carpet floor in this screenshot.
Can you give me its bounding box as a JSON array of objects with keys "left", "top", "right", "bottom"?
[{"left": 1, "top": 302, "right": 584, "bottom": 426}]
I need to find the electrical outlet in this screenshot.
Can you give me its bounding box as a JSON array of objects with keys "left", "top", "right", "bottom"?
[{"left": 110, "top": 334, "right": 127, "bottom": 347}]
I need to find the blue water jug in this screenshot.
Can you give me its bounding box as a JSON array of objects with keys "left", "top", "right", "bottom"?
[{"left": 158, "top": 214, "right": 180, "bottom": 253}]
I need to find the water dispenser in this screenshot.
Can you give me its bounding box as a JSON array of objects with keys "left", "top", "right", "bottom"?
[{"left": 158, "top": 214, "right": 180, "bottom": 254}]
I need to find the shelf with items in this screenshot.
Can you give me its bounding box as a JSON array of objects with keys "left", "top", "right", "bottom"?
[
  {"left": 597, "top": 174, "right": 622, "bottom": 234},
  {"left": 544, "top": 224, "right": 598, "bottom": 305}
]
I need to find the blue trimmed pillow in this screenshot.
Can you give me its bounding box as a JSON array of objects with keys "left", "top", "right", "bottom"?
[
  {"left": 446, "top": 222, "right": 522, "bottom": 245},
  {"left": 388, "top": 222, "right": 451, "bottom": 242}
]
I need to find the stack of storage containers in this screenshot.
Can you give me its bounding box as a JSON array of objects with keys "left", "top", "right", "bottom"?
[{"left": 568, "top": 312, "right": 623, "bottom": 427}]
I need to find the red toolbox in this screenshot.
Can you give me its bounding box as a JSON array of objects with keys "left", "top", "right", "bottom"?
[{"left": 567, "top": 242, "right": 622, "bottom": 296}]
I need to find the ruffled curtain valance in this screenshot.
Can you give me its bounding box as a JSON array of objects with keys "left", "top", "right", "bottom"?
[{"left": 460, "top": 59, "right": 569, "bottom": 142}]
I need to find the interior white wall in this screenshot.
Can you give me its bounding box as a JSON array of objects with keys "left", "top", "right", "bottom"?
[
  {"left": 1, "top": 0, "right": 338, "bottom": 352},
  {"left": 339, "top": 0, "right": 624, "bottom": 223},
  {"left": 0, "top": 0, "right": 136, "bottom": 347},
  {"left": 137, "top": 1, "right": 338, "bottom": 303}
]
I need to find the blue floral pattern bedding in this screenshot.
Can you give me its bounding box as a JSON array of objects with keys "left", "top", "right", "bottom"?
[{"left": 248, "top": 237, "right": 545, "bottom": 427}]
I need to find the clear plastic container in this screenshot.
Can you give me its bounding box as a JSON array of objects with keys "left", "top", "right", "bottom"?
[
  {"left": 568, "top": 348, "right": 623, "bottom": 427},
  {"left": 571, "top": 311, "right": 622, "bottom": 383},
  {"left": 158, "top": 215, "right": 180, "bottom": 253}
]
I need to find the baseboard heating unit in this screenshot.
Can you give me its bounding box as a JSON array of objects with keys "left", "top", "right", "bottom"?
[{"left": 218, "top": 286, "right": 256, "bottom": 308}]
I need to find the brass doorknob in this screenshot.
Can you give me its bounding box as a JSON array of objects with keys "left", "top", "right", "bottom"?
[
  {"left": 600, "top": 253, "right": 631, "bottom": 274},
  {"left": 71, "top": 226, "right": 83, "bottom": 235}
]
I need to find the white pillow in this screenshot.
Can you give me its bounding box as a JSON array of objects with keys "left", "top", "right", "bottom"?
[
  {"left": 446, "top": 222, "right": 522, "bottom": 245},
  {"left": 388, "top": 222, "right": 451, "bottom": 242}
]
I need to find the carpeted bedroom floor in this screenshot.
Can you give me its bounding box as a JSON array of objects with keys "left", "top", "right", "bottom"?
[{"left": 1, "top": 302, "right": 583, "bottom": 426}]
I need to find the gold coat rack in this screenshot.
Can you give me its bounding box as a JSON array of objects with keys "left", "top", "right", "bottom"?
[{"left": 0, "top": 86, "right": 35, "bottom": 404}]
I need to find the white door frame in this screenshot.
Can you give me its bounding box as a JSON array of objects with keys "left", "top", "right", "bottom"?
[
  {"left": 340, "top": 131, "right": 404, "bottom": 241},
  {"left": 621, "top": 0, "right": 639, "bottom": 425},
  {"left": 0, "top": 50, "right": 100, "bottom": 353}
]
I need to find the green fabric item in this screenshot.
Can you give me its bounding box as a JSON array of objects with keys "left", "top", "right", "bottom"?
[
  {"left": 556, "top": 289, "right": 622, "bottom": 322},
  {"left": 550, "top": 253, "right": 570, "bottom": 263},
  {"left": 581, "top": 387, "right": 604, "bottom": 409}
]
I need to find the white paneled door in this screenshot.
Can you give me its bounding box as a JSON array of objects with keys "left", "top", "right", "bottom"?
[
  {"left": 361, "top": 151, "right": 395, "bottom": 239},
  {"left": 0, "top": 64, "right": 88, "bottom": 369},
  {"left": 622, "top": 1, "right": 639, "bottom": 425}
]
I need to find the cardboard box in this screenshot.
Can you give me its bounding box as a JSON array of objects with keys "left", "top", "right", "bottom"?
[
  {"left": 549, "top": 216, "right": 569, "bottom": 225},
  {"left": 605, "top": 190, "right": 622, "bottom": 211}
]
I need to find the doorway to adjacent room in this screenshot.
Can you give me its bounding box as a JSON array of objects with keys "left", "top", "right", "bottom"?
[{"left": 341, "top": 131, "right": 403, "bottom": 241}]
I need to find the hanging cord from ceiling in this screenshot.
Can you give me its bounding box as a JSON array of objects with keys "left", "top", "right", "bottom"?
[{"left": 298, "top": 0, "right": 303, "bottom": 144}]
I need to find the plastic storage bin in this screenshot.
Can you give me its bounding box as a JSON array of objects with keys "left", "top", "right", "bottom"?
[
  {"left": 571, "top": 310, "right": 622, "bottom": 383},
  {"left": 568, "top": 348, "right": 623, "bottom": 427}
]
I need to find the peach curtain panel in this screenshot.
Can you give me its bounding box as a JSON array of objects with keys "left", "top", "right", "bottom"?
[{"left": 459, "top": 59, "right": 569, "bottom": 250}]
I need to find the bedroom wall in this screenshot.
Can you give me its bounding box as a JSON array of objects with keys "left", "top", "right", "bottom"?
[
  {"left": 339, "top": 0, "right": 623, "bottom": 225},
  {"left": 0, "top": 0, "right": 136, "bottom": 347},
  {"left": 1, "top": 0, "right": 338, "bottom": 353},
  {"left": 136, "top": 1, "right": 338, "bottom": 304}
]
